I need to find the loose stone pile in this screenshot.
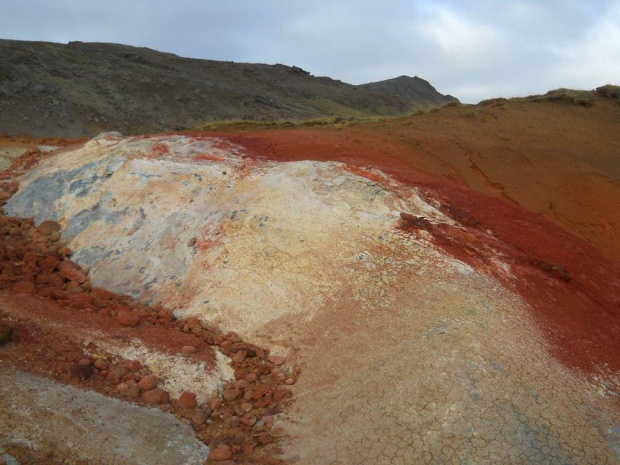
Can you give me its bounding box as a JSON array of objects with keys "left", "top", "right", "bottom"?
[{"left": 0, "top": 180, "right": 295, "bottom": 464}]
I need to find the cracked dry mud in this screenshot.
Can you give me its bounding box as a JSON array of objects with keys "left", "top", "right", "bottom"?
[{"left": 1, "top": 132, "right": 619, "bottom": 464}]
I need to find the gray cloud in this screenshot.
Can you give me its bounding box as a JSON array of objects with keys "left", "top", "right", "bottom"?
[{"left": 1, "top": 0, "right": 618, "bottom": 103}]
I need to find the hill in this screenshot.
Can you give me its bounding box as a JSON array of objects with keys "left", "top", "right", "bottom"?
[
  {"left": 359, "top": 74, "right": 458, "bottom": 104},
  {"left": 0, "top": 39, "right": 452, "bottom": 137}
]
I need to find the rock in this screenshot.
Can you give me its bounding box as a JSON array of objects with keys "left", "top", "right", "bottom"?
[
  {"left": 78, "top": 358, "right": 91, "bottom": 366},
  {"left": 117, "top": 310, "right": 141, "bottom": 327},
  {"left": 268, "top": 354, "right": 286, "bottom": 366},
  {"left": 232, "top": 350, "right": 247, "bottom": 363},
  {"left": 94, "top": 358, "right": 108, "bottom": 370},
  {"left": 39, "top": 255, "right": 60, "bottom": 273},
  {"left": 48, "top": 273, "right": 64, "bottom": 287},
  {"left": 138, "top": 373, "right": 159, "bottom": 391},
  {"left": 399, "top": 213, "right": 433, "bottom": 229},
  {"left": 240, "top": 402, "right": 253, "bottom": 412},
  {"left": 58, "top": 264, "right": 87, "bottom": 283},
  {"left": 181, "top": 345, "right": 196, "bottom": 356},
  {"left": 223, "top": 387, "right": 241, "bottom": 401},
  {"left": 177, "top": 391, "right": 197, "bottom": 408},
  {"left": 35, "top": 273, "right": 50, "bottom": 284},
  {"left": 12, "top": 281, "right": 36, "bottom": 294},
  {"left": 209, "top": 443, "right": 232, "bottom": 461},
  {"left": 183, "top": 316, "right": 202, "bottom": 333},
  {"left": 191, "top": 409, "right": 207, "bottom": 425},
  {"left": 66, "top": 282, "right": 84, "bottom": 294},
  {"left": 117, "top": 381, "right": 140, "bottom": 398},
  {"left": 106, "top": 366, "right": 128, "bottom": 383},
  {"left": 49, "top": 288, "right": 67, "bottom": 300},
  {"left": 285, "top": 377, "right": 296, "bottom": 385},
  {"left": 0, "top": 324, "right": 14, "bottom": 345},
  {"left": 257, "top": 433, "right": 273, "bottom": 445},
  {"left": 141, "top": 388, "right": 169, "bottom": 404},
  {"left": 234, "top": 379, "right": 250, "bottom": 390},
  {"left": 125, "top": 360, "right": 142, "bottom": 372},
  {"left": 58, "top": 246, "right": 72, "bottom": 256},
  {"left": 246, "top": 373, "right": 258, "bottom": 383},
  {"left": 38, "top": 220, "right": 61, "bottom": 236}
]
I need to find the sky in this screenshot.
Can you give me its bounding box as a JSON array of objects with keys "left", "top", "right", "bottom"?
[{"left": 1, "top": 0, "right": 618, "bottom": 103}]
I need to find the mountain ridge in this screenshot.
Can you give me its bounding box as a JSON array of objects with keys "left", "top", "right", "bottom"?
[
  {"left": 0, "top": 39, "right": 456, "bottom": 137},
  {"left": 359, "top": 75, "right": 459, "bottom": 105}
]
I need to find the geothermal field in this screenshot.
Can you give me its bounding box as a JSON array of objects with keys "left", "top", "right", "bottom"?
[{"left": 0, "top": 38, "right": 619, "bottom": 465}]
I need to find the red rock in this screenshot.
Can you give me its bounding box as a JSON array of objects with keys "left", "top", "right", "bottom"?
[
  {"left": 125, "top": 360, "right": 142, "bottom": 372},
  {"left": 35, "top": 273, "right": 50, "bottom": 285},
  {"left": 285, "top": 377, "right": 296, "bottom": 385},
  {"left": 138, "top": 373, "right": 159, "bottom": 391},
  {"left": 106, "top": 366, "right": 128, "bottom": 383},
  {"left": 241, "top": 417, "right": 256, "bottom": 427},
  {"left": 209, "top": 443, "right": 232, "bottom": 461},
  {"left": 58, "top": 246, "right": 72, "bottom": 256},
  {"left": 240, "top": 402, "right": 253, "bottom": 412},
  {"left": 117, "top": 382, "right": 140, "bottom": 398},
  {"left": 78, "top": 358, "right": 91, "bottom": 366},
  {"left": 246, "top": 373, "right": 258, "bottom": 383},
  {"left": 94, "top": 358, "right": 108, "bottom": 370},
  {"left": 12, "top": 281, "right": 36, "bottom": 294},
  {"left": 181, "top": 345, "right": 196, "bottom": 356},
  {"left": 184, "top": 316, "right": 202, "bottom": 333},
  {"left": 49, "top": 231, "right": 61, "bottom": 242},
  {"left": 209, "top": 398, "right": 222, "bottom": 411},
  {"left": 117, "top": 310, "right": 141, "bottom": 327},
  {"left": 234, "top": 379, "right": 250, "bottom": 390},
  {"left": 232, "top": 350, "right": 247, "bottom": 363},
  {"left": 48, "top": 273, "right": 64, "bottom": 287},
  {"left": 178, "top": 391, "right": 197, "bottom": 408},
  {"left": 58, "top": 265, "right": 87, "bottom": 283},
  {"left": 141, "top": 388, "right": 169, "bottom": 404},
  {"left": 223, "top": 387, "right": 241, "bottom": 401},
  {"left": 268, "top": 354, "right": 286, "bottom": 365},
  {"left": 49, "top": 288, "right": 67, "bottom": 300},
  {"left": 191, "top": 409, "right": 207, "bottom": 425},
  {"left": 38, "top": 220, "right": 61, "bottom": 236},
  {"left": 38, "top": 255, "right": 60, "bottom": 273},
  {"left": 66, "top": 282, "right": 84, "bottom": 294},
  {"left": 257, "top": 433, "right": 273, "bottom": 445}
]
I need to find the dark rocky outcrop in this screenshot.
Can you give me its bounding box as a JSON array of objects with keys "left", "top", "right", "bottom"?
[{"left": 0, "top": 39, "right": 455, "bottom": 137}]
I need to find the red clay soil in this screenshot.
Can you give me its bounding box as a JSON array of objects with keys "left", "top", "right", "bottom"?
[{"left": 205, "top": 123, "right": 620, "bottom": 378}]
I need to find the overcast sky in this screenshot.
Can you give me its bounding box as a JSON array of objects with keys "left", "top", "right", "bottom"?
[{"left": 1, "top": 0, "right": 618, "bottom": 103}]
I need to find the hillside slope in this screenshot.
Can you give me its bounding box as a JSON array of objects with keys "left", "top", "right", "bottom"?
[
  {"left": 0, "top": 39, "right": 450, "bottom": 137},
  {"left": 213, "top": 94, "right": 620, "bottom": 261}
]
